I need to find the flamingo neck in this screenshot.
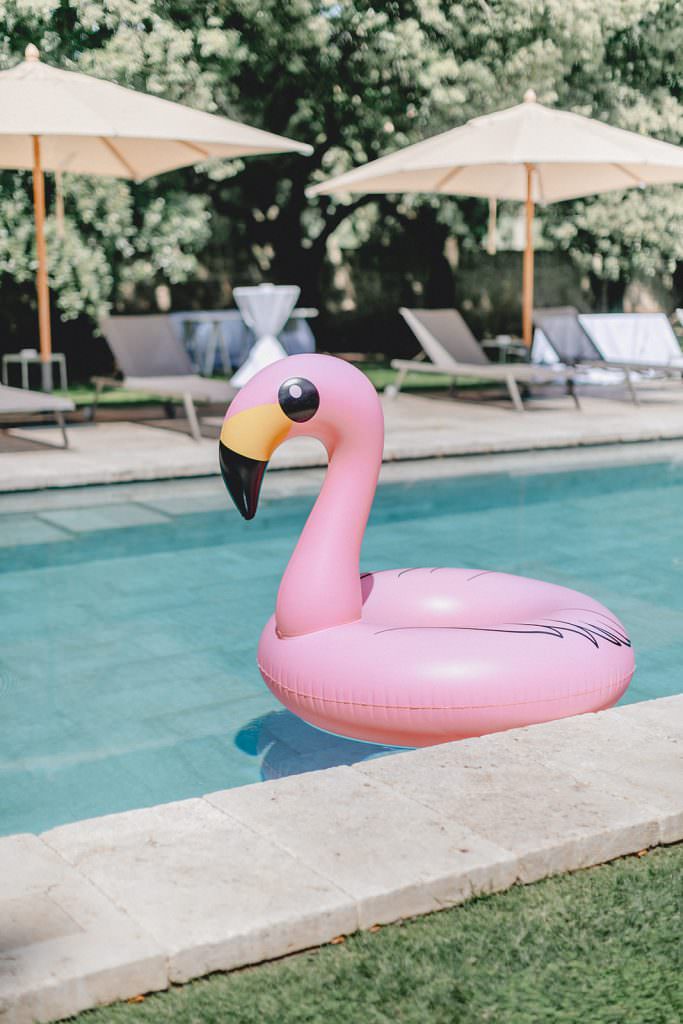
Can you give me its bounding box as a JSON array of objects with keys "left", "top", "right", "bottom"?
[{"left": 275, "top": 425, "right": 383, "bottom": 638}]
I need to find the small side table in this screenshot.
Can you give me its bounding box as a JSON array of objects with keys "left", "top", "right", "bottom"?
[
  {"left": 2, "top": 351, "right": 68, "bottom": 391},
  {"left": 484, "top": 336, "right": 530, "bottom": 363}
]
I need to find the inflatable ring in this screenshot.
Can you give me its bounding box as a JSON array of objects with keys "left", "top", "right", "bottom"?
[{"left": 219, "top": 354, "right": 634, "bottom": 746}]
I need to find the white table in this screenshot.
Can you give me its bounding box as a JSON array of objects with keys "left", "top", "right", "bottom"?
[
  {"left": 231, "top": 284, "right": 300, "bottom": 387},
  {"left": 483, "top": 335, "right": 529, "bottom": 363}
]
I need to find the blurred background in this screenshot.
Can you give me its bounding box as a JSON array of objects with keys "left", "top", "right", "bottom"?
[{"left": 0, "top": 0, "right": 681, "bottom": 381}]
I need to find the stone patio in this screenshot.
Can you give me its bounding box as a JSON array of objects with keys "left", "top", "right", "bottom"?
[{"left": 1, "top": 379, "right": 683, "bottom": 492}]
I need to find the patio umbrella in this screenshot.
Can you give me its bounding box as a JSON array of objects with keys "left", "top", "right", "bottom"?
[
  {"left": 0, "top": 44, "right": 312, "bottom": 389},
  {"left": 308, "top": 90, "right": 683, "bottom": 347}
]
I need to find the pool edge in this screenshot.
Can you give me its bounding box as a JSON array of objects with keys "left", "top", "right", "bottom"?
[{"left": 0, "top": 694, "right": 680, "bottom": 1023}]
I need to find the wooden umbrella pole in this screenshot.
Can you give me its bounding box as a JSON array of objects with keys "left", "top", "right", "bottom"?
[
  {"left": 31, "top": 135, "right": 53, "bottom": 390},
  {"left": 522, "top": 163, "right": 535, "bottom": 348}
]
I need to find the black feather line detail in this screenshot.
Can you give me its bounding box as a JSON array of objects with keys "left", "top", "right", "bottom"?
[{"left": 373, "top": 618, "right": 631, "bottom": 649}]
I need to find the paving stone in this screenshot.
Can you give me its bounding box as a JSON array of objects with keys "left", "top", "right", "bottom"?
[
  {"left": 3, "top": 388, "right": 683, "bottom": 492},
  {"left": 353, "top": 727, "right": 664, "bottom": 883},
  {"left": 611, "top": 694, "right": 683, "bottom": 743},
  {"left": 0, "top": 833, "right": 165, "bottom": 1024},
  {"left": 39, "top": 502, "right": 170, "bottom": 532},
  {"left": 206, "top": 766, "right": 516, "bottom": 928},
  {"left": 43, "top": 797, "right": 357, "bottom": 985},
  {"left": 138, "top": 491, "right": 228, "bottom": 516},
  {"left": 498, "top": 709, "right": 683, "bottom": 845},
  {"left": 0, "top": 513, "right": 71, "bottom": 548}
]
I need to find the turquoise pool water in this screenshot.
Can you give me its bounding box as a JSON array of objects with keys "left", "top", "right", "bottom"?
[{"left": 1, "top": 456, "right": 681, "bottom": 836}]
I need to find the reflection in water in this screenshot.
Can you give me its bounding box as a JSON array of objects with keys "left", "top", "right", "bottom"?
[{"left": 235, "top": 709, "right": 405, "bottom": 781}]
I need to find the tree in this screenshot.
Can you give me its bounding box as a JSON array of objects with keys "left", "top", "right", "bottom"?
[{"left": 0, "top": 0, "right": 680, "bottom": 347}]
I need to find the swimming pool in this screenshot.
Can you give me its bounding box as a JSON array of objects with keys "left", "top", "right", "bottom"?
[{"left": 1, "top": 453, "right": 681, "bottom": 836}]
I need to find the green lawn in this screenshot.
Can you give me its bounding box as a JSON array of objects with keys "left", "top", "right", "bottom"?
[
  {"left": 56, "top": 363, "right": 472, "bottom": 409},
  {"left": 359, "top": 362, "right": 456, "bottom": 392},
  {"left": 55, "top": 386, "right": 167, "bottom": 408},
  {"left": 74, "top": 844, "right": 681, "bottom": 1024}
]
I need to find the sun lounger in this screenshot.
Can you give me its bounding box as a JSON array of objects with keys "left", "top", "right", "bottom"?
[
  {"left": 0, "top": 383, "right": 74, "bottom": 447},
  {"left": 95, "top": 315, "right": 237, "bottom": 440},
  {"left": 392, "top": 308, "right": 580, "bottom": 411},
  {"left": 533, "top": 308, "right": 683, "bottom": 405}
]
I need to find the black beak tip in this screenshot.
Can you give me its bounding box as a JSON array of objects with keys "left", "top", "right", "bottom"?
[{"left": 219, "top": 441, "right": 268, "bottom": 520}]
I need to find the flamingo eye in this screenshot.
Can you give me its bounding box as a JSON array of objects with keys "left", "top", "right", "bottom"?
[{"left": 278, "top": 377, "right": 319, "bottom": 422}]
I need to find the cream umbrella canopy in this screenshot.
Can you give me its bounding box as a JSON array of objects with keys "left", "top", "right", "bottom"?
[
  {"left": 309, "top": 90, "right": 683, "bottom": 347},
  {"left": 0, "top": 44, "right": 312, "bottom": 388}
]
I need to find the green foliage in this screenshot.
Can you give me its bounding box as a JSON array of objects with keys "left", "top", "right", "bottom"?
[
  {"left": 75, "top": 845, "right": 682, "bottom": 1023},
  {"left": 545, "top": 187, "right": 683, "bottom": 294},
  {"left": 0, "top": 0, "right": 226, "bottom": 322},
  {"left": 0, "top": 0, "right": 681, "bottom": 331}
]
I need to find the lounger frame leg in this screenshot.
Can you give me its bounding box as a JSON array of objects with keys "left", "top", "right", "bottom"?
[
  {"left": 182, "top": 393, "right": 202, "bottom": 441},
  {"left": 389, "top": 367, "right": 408, "bottom": 398},
  {"left": 567, "top": 378, "right": 581, "bottom": 410},
  {"left": 55, "top": 410, "right": 69, "bottom": 449},
  {"left": 505, "top": 374, "right": 525, "bottom": 412},
  {"left": 624, "top": 370, "right": 639, "bottom": 405},
  {"left": 91, "top": 379, "right": 104, "bottom": 423}
]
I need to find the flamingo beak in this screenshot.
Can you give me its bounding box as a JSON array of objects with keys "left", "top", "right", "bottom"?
[
  {"left": 219, "top": 445, "right": 267, "bottom": 520},
  {"left": 219, "top": 403, "right": 291, "bottom": 520}
]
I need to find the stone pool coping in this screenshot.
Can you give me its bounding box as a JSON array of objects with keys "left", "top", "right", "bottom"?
[
  {"left": 3, "top": 381, "right": 683, "bottom": 492},
  {"left": 1, "top": 436, "right": 683, "bottom": 517},
  {"left": 1, "top": 695, "right": 681, "bottom": 1024}
]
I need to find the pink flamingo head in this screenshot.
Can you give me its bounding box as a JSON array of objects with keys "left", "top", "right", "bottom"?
[{"left": 219, "top": 353, "right": 383, "bottom": 518}]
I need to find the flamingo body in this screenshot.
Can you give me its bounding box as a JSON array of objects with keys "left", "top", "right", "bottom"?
[
  {"left": 258, "top": 568, "right": 633, "bottom": 746},
  {"left": 219, "top": 355, "right": 634, "bottom": 747}
]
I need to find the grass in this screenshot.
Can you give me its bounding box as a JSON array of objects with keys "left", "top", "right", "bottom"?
[
  {"left": 358, "top": 361, "right": 493, "bottom": 392},
  {"left": 56, "top": 363, "right": 476, "bottom": 409},
  {"left": 359, "top": 361, "right": 456, "bottom": 392},
  {"left": 74, "top": 844, "right": 681, "bottom": 1024},
  {"left": 55, "top": 386, "right": 166, "bottom": 407}
]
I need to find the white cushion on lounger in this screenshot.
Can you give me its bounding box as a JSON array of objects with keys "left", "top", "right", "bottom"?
[{"left": 579, "top": 313, "right": 683, "bottom": 366}]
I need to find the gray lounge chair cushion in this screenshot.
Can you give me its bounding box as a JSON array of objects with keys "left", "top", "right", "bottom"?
[
  {"left": 401, "top": 309, "right": 489, "bottom": 367},
  {"left": 533, "top": 307, "right": 600, "bottom": 363},
  {"left": 102, "top": 315, "right": 195, "bottom": 377}
]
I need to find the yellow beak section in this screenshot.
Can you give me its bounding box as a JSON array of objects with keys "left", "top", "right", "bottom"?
[{"left": 219, "top": 403, "right": 291, "bottom": 462}]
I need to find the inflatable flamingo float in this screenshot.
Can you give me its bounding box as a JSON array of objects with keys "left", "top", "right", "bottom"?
[{"left": 219, "top": 354, "right": 634, "bottom": 747}]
